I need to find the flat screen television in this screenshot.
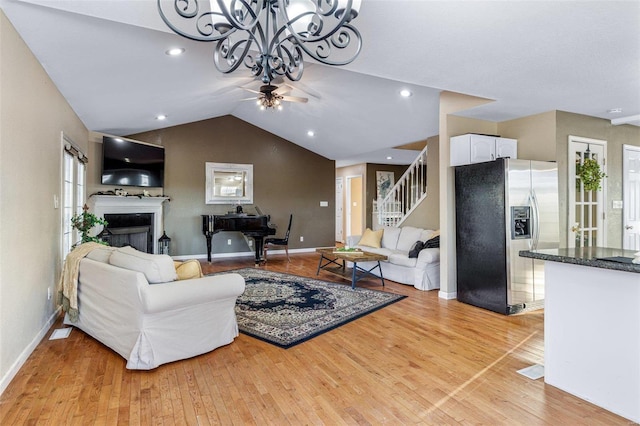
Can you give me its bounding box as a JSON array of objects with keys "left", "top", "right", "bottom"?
[{"left": 101, "top": 136, "right": 165, "bottom": 187}]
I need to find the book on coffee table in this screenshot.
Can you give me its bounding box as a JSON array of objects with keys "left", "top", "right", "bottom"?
[
  {"left": 332, "top": 248, "right": 362, "bottom": 255},
  {"left": 334, "top": 252, "right": 366, "bottom": 257}
]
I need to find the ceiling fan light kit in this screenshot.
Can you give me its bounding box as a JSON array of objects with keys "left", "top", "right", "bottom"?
[
  {"left": 158, "top": 0, "right": 363, "bottom": 86},
  {"left": 256, "top": 84, "right": 283, "bottom": 110},
  {"left": 241, "top": 83, "right": 308, "bottom": 110}
]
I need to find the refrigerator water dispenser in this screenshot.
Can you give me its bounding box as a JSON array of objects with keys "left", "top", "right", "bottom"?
[{"left": 511, "top": 206, "right": 531, "bottom": 239}]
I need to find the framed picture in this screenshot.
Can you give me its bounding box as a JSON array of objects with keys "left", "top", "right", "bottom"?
[{"left": 376, "top": 171, "right": 394, "bottom": 199}]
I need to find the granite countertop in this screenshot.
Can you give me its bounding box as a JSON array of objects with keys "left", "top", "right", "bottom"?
[{"left": 520, "top": 247, "right": 640, "bottom": 274}]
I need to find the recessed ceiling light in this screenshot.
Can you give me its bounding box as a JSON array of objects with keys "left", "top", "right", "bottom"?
[
  {"left": 607, "top": 108, "right": 623, "bottom": 114},
  {"left": 166, "top": 48, "right": 185, "bottom": 56},
  {"left": 307, "top": 130, "right": 315, "bottom": 137},
  {"left": 156, "top": 114, "right": 167, "bottom": 120},
  {"left": 400, "top": 89, "right": 412, "bottom": 98},
  {"left": 386, "top": 156, "right": 393, "bottom": 160}
]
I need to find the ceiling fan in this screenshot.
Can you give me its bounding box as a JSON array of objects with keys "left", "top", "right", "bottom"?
[{"left": 241, "top": 84, "right": 309, "bottom": 110}]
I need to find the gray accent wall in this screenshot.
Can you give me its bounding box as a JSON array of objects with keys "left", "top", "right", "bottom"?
[{"left": 88, "top": 116, "right": 336, "bottom": 257}]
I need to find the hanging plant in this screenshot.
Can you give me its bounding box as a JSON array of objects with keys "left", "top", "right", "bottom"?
[
  {"left": 576, "top": 158, "right": 606, "bottom": 191},
  {"left": 71, "top": 204, "right": 108, "bottom": 247}
]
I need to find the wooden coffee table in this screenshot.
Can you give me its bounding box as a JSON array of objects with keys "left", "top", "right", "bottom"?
[{"left": 316, "top": 248, "right": 387, "bottom": 289}]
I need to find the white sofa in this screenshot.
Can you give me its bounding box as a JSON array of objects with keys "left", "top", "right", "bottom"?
[
  {"left": 347, "top": 226, "right": 440, "bottom": 291},
  {"left": 64, "top": 246, "right": 245, "bottom": 370}
]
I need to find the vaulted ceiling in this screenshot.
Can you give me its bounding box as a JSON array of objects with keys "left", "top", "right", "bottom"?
[{"left": 2, "top": 0, "right": 638, "bottom": 166}]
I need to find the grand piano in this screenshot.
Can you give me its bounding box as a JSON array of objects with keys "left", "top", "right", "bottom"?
[{"left": 202, "top": 213, "right": 276, "bottom": 264}]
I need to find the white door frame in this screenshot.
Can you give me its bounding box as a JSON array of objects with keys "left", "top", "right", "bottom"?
[
  {"left": 568, "top": 135, "right": 607, "bottom": 248},
  {"left": 623, "top": 144, "right": 640, "bottom": 250}
]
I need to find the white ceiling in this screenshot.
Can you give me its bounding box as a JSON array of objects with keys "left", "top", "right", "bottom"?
[{"left": 1, "top": 0, "right": 638, "bottom": 167}]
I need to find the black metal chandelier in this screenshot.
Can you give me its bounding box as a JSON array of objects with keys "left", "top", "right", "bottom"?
[{"left": 158, "top": 0, "right": 362, "bottom": 84}]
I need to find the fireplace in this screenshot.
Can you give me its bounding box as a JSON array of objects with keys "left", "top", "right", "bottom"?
[
  {"left": 88, "top": 195, "right": 170, "bottom": 254},
  {"left": 103, "top": 213, "right": 154, "bottom": 253}
]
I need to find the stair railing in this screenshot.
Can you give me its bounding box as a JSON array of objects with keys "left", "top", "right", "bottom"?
[{"left": 375, "top": 145, "right": 428, "bottom": 228}]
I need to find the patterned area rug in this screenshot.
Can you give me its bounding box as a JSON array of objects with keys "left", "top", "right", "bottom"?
[{"left": 223, "top": 268, "right": 407, "bottom": 349}]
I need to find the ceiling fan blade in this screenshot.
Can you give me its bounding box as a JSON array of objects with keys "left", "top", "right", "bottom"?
[
  {"left": 210, "top": 85, "right": 241, "bottom": 97},
  {"left": 287, "top": 81, "right": 321, "bottom": 99},
  {"left": 241, "top": 88, "right": 261, "bottom": 94},
  {"left": 211, "top": 78, "right": 263, "bottom": 97},
  {"left": 282, "top": 95, "right": 308, "bottom": 103},
  {"left": 273, "top": 85, "right": 292, "bottom": 95},
  {"left": 240, "top": 97, "right": 259, "bottom": 101}
]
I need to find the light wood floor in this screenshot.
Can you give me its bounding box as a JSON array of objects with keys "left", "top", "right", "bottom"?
[{"left": 0, "top": 253, "right": 631, "bottom": 425}]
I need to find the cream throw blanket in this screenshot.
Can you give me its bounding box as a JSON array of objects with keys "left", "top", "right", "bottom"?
[{"left": 58, "top": 242, "right": 104, "bottom": 322}]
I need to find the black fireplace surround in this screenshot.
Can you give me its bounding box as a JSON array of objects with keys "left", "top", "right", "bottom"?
[{"left": 102, "top": 213, "right": 154, "bottom": 253}]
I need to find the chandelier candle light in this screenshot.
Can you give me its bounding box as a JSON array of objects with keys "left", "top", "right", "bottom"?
[{"left": 158, "top": 0, "right": 362, "bottom": 85}]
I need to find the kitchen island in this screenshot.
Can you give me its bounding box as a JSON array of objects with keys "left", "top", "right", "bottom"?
[{"left": 520, "top": 247, "right": 640, "bottom": 423}]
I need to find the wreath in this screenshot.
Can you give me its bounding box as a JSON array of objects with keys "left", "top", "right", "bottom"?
[{"left": 576, "top": 158, "right": 606, "bottom": 191}]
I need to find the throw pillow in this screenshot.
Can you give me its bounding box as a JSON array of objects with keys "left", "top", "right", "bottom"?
[
  {"left": 358, "top": 228, "right": 383, "bottom": 248},
  {"left": 109, "top": 246, "right": 177, "bottom": 284},
  {"left": 396, "top": 226, "right": 424, "bottom": 252},
  {"left": 424, "top": 235, "right": 440, "bottom": 249},
  {"left": 174, "top": 260, "right": 203, "bottom": 280},
  {"left": 408, "top": 240, "right": 424, "bottom": 258}
]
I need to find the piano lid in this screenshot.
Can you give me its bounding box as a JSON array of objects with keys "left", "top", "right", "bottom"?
[{"left": 202, "top": 213, "right": 275, "bottom": 235}]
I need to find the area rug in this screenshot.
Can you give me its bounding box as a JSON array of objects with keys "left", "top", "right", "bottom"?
[{"left": 219, "top": 268, "right": 407, "bottom": 348}]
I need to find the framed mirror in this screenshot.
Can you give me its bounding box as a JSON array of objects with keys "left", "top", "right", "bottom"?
[{"left": 205, "top": 162, "right": 253, "bottom": 204}]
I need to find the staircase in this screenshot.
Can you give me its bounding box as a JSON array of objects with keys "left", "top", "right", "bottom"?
[{"left": 374, "top": 145, "right": 428, "bottom": 228}]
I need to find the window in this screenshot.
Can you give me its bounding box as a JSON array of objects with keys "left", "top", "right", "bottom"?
[{"left": 62, "top": 135, "right": 87, "bottom": 258}]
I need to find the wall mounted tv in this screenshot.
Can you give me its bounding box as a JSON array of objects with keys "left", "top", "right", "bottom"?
[{"left": 101, "top": 136, "right": 165, "bottom": 187}]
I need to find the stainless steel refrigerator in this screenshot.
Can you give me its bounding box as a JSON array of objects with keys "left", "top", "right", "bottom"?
[{"left": 454, "top": 158, "right": 559, "bottom": 315}]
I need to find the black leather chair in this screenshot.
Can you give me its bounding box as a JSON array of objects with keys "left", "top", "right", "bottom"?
[{"left": 264, "top": 214, "right": 292, "bottom": 262}]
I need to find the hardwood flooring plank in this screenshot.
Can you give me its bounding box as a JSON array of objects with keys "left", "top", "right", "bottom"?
[
  {"left": 128, "top": 368, "right": 142, "bottom": 426},
  {"left": 0, "top": 254, "right": 632, "bottom": 425}
]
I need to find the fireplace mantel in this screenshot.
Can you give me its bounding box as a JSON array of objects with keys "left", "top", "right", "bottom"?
[{"left": 88, "top": 195, "right": 170, "bottom": 254}]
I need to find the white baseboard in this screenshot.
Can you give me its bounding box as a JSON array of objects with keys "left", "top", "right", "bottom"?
[
  {"left": 0, "top": 307, "right": 61, "bottom": 396},
  {"left": 172, "top": 252, "right": 254, "bottom": 261},
  {"left": 438, "top": 291, "right": 457, "bottom": 300},
  {"left": 172, "top": 247, "right": 316, "bottom": 261}
]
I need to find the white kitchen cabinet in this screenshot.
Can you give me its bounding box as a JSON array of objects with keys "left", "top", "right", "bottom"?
[
  {"left": 450, "top": 134, "right": 517, "bottom": 166},
  {"left": 495, "top": 137, "right": 518, "bottom": 160}
]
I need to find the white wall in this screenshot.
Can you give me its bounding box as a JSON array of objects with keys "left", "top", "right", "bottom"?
[{"left": 0, "top": 11, "right": 88, "bottom": 394}]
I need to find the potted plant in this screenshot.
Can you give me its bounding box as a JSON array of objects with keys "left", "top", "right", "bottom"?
[
  {"left": 576, "top": 158, "right": 606, "bottom": 191},
  {"left": 71, "top": 204, "right": 108, "bottom": 247}
]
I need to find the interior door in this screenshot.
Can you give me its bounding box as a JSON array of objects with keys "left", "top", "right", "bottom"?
[
  {"left": 568, "top": 136, "right": 607, "bottom": 248},
  {"left": 623, "top": 145, "right": 640, "bottom": 250},
  {"left": 335, "top": 177, "right": 344, "bottom": 243},
  {"left": 348, "top": 175, "right": 363, "bottom": 236}
]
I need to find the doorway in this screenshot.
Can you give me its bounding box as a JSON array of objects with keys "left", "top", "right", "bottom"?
[
  {"left": 623, "top": 144, "right": 640, "bottom": 250},
  {"left": 346, "top": 175, "right": 363, "bottom": 238},
  {"left": 567, "top": 136, "right": 607, "bottom": 248}
]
